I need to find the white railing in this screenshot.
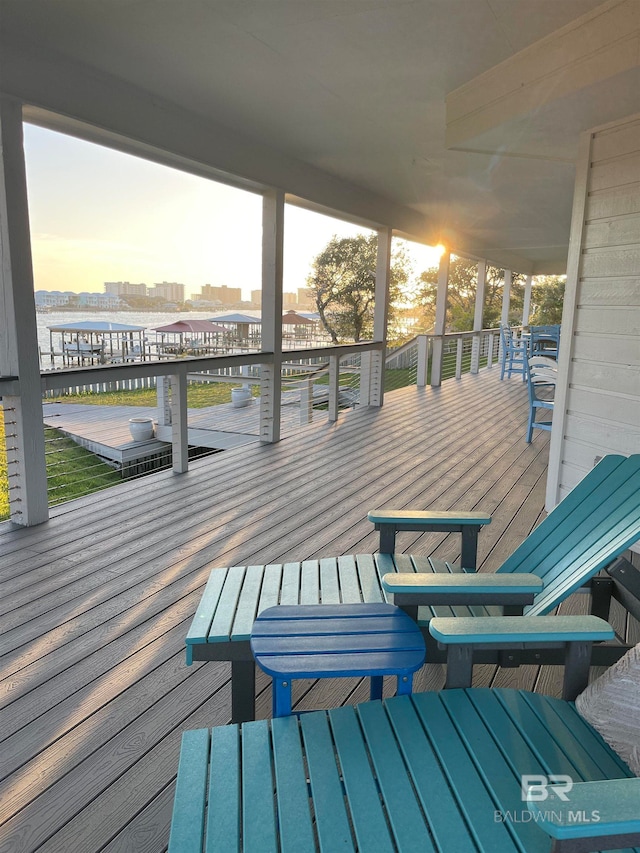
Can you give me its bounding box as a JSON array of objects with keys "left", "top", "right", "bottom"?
[
  {"left": 0, "top": 342, "right": 384, "bottom": 522},
  {"left": 385, "top": 328, "right": 500, "bottom": 387},
  {"left": 1, "top": 331, "right": 503, "bottom": 523}
]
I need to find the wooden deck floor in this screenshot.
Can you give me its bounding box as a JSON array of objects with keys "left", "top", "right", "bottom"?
[{"left": 0, "top": 370, "right": 632, "bottom": 852}]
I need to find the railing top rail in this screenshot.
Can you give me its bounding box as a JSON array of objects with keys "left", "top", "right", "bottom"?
[
  {"left": 35, "top": 350, "right": 274, "bottom": 392},
  {"left": 284, "top": 341, "right": 384, "bottom": 360},
  {"left": 0, "top": 340, "right": 384, "bottom": 394}
]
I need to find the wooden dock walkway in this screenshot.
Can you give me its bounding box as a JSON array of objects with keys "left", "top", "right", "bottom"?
[
  {"left": 1, "top": 371, "right": 636, "bottom": 852},
  {"left": 42, "top": 391, "right": 325, "bottom": 460}
]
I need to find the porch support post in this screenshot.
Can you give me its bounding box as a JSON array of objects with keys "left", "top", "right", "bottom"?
[
  {"left": 370, "top": 226, "right": 392, "bottom": 406},
  {"left": 501, "top": 269, "right": 512, "bottom": 326},
  {"left": 470, "top": 259, "right": 486, "bottom": 374},
  {"left": 260, "top": 189, "right": 284, "bottom": 443},
  {"left": 416, "top": 335, "right": 429, "bottom": 387},
  {"left": 156, "top": 375, "right": 171, "bottom": 426},
  {"left": 499, "top": 268, "right": 512, "bottom": 363},
  {"left": 522, "top": 274, "right": 533, "bottom": 326},
  {"left": 430, "top": 250, "right": 450, "bottom": 386},
  {"left": 328, "top": 353, "right": 340, "bottom": 422},
  {"left": 0, "top": 98, "right": 48, "bottom": 525},
  {"left": 170, "top": 371, "right": 188, "bottom": 473}
]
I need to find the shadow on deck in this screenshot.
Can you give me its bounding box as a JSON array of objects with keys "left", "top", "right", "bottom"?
[{"left": 3, "top": 370, "right": 631, "bottom": 852}]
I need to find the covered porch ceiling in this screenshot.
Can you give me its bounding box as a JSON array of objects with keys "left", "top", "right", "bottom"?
[{"left": 1, "top": 0, "right": 639, "bottom": 273}]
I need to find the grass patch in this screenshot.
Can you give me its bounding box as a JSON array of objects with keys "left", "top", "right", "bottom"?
[
  {"left": 45, "top": 427, "right": 122, "bottom": 505},
  {"left": 50, "top": 382, "right": 260, "bottom": 409},
  {"left": 0, "top": 419, "right": 122, "bottom": 521}
]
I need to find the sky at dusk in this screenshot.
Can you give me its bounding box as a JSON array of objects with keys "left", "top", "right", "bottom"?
[{"left": 23, "top": 124, "right": 441, "bottom": 301}]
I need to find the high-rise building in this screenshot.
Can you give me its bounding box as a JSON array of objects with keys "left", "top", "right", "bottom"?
[
  {"left": 149, "top": 281, "right": 185, "bottom": 302},
  {"left": 250, "top": 289, "right": 262, "bottom": 306},
  {"left": 104, "top": 281, "right": 147, "bottom": 297},
  {"left": 199, "top": 284, "right": 242, "bottom": 304},
  {"left": 297, "top": 287, "right": 315, "bottom": 310}
]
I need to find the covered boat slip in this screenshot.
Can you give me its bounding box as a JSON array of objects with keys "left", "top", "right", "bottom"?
[
  {"left": 0, "top": 371, "right": 638, "bottom": 853},
  {"left": 46, "top": 321, "right": 147, "bottom": 367}
]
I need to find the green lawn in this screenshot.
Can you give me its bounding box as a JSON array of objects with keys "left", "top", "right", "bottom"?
[
  {"left": 0, "top": 420, "right": 123, "bottom": 521},
  {"left": 51, "top": 382, "right": 260, "bottom": 409},
  {"left": 44, "top": 427, "right": 122, "bottom": 506}
]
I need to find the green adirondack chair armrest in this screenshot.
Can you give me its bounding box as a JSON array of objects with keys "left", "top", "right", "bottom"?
[
  {"left": 369, "top": 509, "right": 491, "bottom": 566},
  {"left": 429, "top": 615, "right": 614, "bottom": 645},
  {"left": 527, "top": 778, "right": 640, "bottom": 844},
  {"left": 368, "top": 509, "right": 492, "bottom": 527},
  {"left": 382, "top": 572, "right": 542, "bottom": 609},
  {"left": 429, "top": 615, "right": 614, "bottom": 699}
]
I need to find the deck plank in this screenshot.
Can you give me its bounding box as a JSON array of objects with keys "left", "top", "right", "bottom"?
[{"left": 2, "top": 370, "right": 628, "bottom": 853}]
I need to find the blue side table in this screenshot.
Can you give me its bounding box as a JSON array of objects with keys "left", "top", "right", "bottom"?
[{"left": 250, "top": 602, "right": 426, "bottom": 717}]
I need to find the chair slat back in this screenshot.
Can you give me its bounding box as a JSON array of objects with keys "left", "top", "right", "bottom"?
[{"left": 496, "top": 455, "right": 640, "bottom": 615}]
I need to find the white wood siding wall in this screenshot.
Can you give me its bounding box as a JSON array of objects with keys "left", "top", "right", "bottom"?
[{"left": 547, "top": 114, "right": 640, "bottom": 509}]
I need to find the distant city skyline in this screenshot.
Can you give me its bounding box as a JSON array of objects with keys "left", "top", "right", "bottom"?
[{"left": 23, "top": 125, "right": 442, "bottom": 301}]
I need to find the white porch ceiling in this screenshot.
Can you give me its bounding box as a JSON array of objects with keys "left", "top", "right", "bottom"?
[{"left": 1, "top": 0, "right": 638, "bottom": 273}]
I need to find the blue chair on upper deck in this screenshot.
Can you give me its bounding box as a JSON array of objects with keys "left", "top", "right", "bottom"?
[
  {"left": 499, "top": 324, "right": 527, "bottom": 380},
  {"left": 371, "top": 454, "right": 640, "bottom": 666},
  {"left": 525, "top": 355, "right": 557, "bottom": 442},
  {"left": 530, "top": 324, "right": 560, "bottom": 359}
]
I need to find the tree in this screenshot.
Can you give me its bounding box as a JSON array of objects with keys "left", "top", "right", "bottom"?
[
  {"left": 530, "top": 276, "right": 565, "bottom": 325},
  {"left": 307, "top": 234, "right": 411, "bottom": 342},
  {"left": 413, "top": 257, "right": 525, "bottom": 332}
]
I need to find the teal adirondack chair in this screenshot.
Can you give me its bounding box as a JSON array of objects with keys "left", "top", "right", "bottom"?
[{"left": 372, "top": 454, "right": 640, "bottom": 663}]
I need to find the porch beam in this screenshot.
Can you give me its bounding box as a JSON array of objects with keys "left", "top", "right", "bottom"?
[
  {"left": 0, "top": 97, "right": 48, "bottom": 525},
  {"left": 260, "top": 189, "right": 284, "bottom": 443}
]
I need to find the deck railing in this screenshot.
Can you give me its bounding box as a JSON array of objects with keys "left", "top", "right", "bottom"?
[
  {"left": 0, "top": 342, "right": 384, "bottom": 523},
  {"left": 1, "top": 330, "right": 502, "bottom": 523},
  {"left": 385, "top": 328, "right": 500, "bottom": 386}
]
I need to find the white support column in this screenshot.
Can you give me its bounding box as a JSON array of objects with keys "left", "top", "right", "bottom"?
[
  {"left": 170, "top": 371, "right": 188, "bottom": 473},
  {"left": 499, "top": 268, "right": 512, "bottom": 364},
  {"left": 416, "top": 335, "right": 429, "bottom": 387},
  {"left": 0, "top": 98, "right": 48, "bottom": 525},
  {"left": 470, "top": 260, "right": 487, "bottom": 374},
  {"left": 156, "top": 375, "right": 171, "bottom": 426},
  {"left": 260, "top": 189, "right": 284, "bottom": 443},
  {"left": 430, "top": 251, "right": 450, "bottom": 387},
  {"left": 359, "top": 350, "right": 372, "bottom": 407},
  {"left": 455, "top": 338, "right": 463, "bottom": 379},
  {"left": 299, "top": 377, "right": 313, "bottom": 424},
  {"left": 328, "top": 353, "right": 340, "bottom": 422},
  {"left": 369, "top": 227, "right": 392, "bottom": 406},
  {"left": 522, "top": 274, "right": 533, "bottom": 326},
  {"left": 501, "top": 269, "right": 512, "bottom": 326}
]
